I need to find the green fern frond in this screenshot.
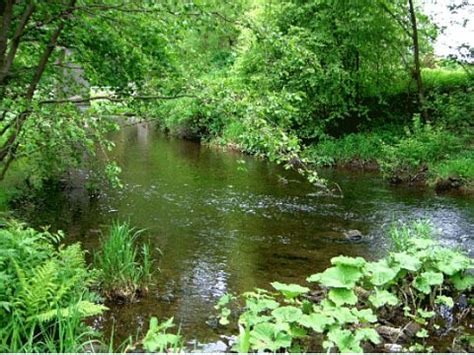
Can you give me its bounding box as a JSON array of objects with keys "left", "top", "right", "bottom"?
[{"left": 30, "top": 301, "right": 108, "bottom": 323}]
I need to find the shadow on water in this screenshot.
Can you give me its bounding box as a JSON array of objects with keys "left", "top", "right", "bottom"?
[{"left": 13, "top": 123, "right": 474, "bottom": 345}]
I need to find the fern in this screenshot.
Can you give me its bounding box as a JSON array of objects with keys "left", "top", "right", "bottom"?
[
  {"left": 0, "top": 221, "right": 105, "bottom": 352},
  {"left": 31, "top": 301, "right": 108, "bottom": 323}
]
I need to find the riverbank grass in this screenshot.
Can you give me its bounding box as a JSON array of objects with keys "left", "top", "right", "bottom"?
[
  {"left": 93, "top": 221, "right": 154, "bottom": 302},
  {"left": 304, "top": 116, "right": 473, "bottom": 190}
]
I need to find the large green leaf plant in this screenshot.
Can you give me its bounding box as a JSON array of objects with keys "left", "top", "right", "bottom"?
[{"left": 216, "top": 226, "right": 473, "bottom": 353}]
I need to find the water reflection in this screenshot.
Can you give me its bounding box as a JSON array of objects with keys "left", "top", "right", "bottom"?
[{"left": 16, "top": 123, "right": 473, "bottom": 343}]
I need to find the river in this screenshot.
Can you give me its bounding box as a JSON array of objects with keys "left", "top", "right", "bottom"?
[{"left": 14, "top": 123, "right": 474, "bottom": 346}]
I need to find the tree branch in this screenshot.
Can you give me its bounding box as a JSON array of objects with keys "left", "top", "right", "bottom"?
[
  {"left": 378, "top": 0, "right": 412, "bottom": 38},
  {"left": 0, "top": 0, "right": 14, "bottom": 68},
  {"left": 0, "top": 0, "right": 77, "bottom": 168},
  {"left": 0, "top": 1, "right": 35, "bottom": 85},
  {"left": 39, "top": 93, "right": 199, "bottom": 104}
]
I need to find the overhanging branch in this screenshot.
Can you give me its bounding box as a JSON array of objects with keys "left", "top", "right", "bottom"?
[{"left": 39, "top": 93, "right": 199, "bottom": 105}]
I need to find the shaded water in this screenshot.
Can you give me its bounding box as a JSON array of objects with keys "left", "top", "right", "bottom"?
[{"left": 17, "top": 123, "right": 473, "bottom": 345}]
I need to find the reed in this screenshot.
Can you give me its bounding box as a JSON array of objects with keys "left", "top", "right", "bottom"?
[{"left": 94, "top": 221, "right": 154, "bottom": 302}]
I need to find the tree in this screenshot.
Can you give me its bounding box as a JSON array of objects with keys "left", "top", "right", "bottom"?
[
  {"left": 379, "top": 0, "right": 433, "bottom": 121},
  {"left": 0, "top": 1, "right": 183, "bottom": 181}
]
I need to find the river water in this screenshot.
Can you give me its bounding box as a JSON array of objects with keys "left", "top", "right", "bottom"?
[{"left": 16, "top": 123, "right": 474, "bottom": 345}]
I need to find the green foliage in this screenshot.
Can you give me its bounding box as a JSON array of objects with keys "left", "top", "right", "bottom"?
[
  {"left": 432, "top": 152, "right": 474, "bottom": 182},
  {"left": 304, "top": 129, "right": 399, "bottom": 167},
  {"left": 141, "top": 317, "right": 182, "bottom": 353},
  {"left": 380, "top": 115, "right": 465, "bottom": 177},
  {"left": 0, "top": 221, "right": 105, "bottom": 352},
  {"left": 216, "top": 221, "right": 473, "bottom": 353},
  {"left": 304, "top": 115, "right": 473, "bottom": 187},
  {"left": 93, "top": 221, "right": 154, "bottom": 302}
]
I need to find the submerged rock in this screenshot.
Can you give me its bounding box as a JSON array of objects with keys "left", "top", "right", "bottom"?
[
  {"left": 344, "top": 229, "right": 364, "bottom": 241},
  {"left": 200, "top": 340, "right": 228, "bottom": 353},
  {"left": 384, "top": 343, "right": 403, "bottom": 353}
]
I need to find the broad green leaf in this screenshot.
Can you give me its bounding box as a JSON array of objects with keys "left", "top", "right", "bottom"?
[
  {"left": 416, "top": 328, "right": 429, "bottom": 338},
  {"left": 450, "top": 272, "right": 474, "bottom": 291},
  {"left": 249, "top": 322, "right": 292, "bottom": 351},
  {"left": 413, "top": 276, "right": 431, "bottom": 294},
  {"left": 216, "top": 293, "right": 234, "bottom": 307},
  {"left": 368, "top": 289, "right": 399, "bottom": 308},
  {"left": 390, "top": 252, "right": 421, "bottom": 271},
  {"left": 434, "top": 250, "right": 471, "bottom": 276},
  {"left": 330, "top": 306, "right": 359, "bottom": 324},
  {"left": 271, "top": 282, "right": 310, "bottom": 299},
  {"left": 417, "top": 309, "right": 435, "bottom": 319},
  {"left": 355, "top": 328, "right": 381, "bottom": 344},
  {"left": 289, "top": 325, "right": 307, "bottom": 338},
  {"left": 297, "top": 313, "right": 334, "bottom": 333},
  {"left": 435, "top": 295, "right": 454, "bottom": 308},
  {"left": 413, "top": 272, "right": 443, "bottom": 294},
  {"left": 271, "top": 306, "right": 303, "bottom": 323},
  {"left": 331, "top": 256, "right": 366, "bottom": 269},
  {"left": 307, "top": 265, "right": 363, "bottom": 288},
  {"left": 246, "top": 298, "right": 280, "bottom": 314},
  {"left": 352, "top": 308, "right": 378, "bottom": 323},
  {"left": 423, "top": 271, "right": 444, "bottom": 285},
  {"left": 366, "top": 259, "right": 400, "bottom": 286},
  {"left": 328, "top": 288, "right": 358, "bottom": 306},
  {"left": 327, "top": 329, "right": 363, "bottom": 353}
]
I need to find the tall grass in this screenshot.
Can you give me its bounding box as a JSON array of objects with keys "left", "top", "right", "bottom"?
[
  {"left": 388, "top": 219, "right": 434, "bottom": 252},
  {"left": 94, "top": 221, "right": 154, "bottom": 302}
]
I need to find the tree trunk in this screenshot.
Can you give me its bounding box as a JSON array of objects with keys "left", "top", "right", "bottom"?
[{"left": 408, "top": 0, "right": 428, "bottom": 121}]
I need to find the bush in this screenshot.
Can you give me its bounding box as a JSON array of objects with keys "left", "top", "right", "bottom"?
[
  {"left": 93, "top": 221, "right": 154, "bottom": 302},
  {"left": 380, "top": 116, "right": 465, "bottom": 180},
  {"left": 304, "top": 129, "right": 400, "bottom": 167},
  {"left": 0, "top": 221, "right": 106, "bottom": 352},
  {"left": 432, "top": 153, "right": 474, "bottom": 181},
  {"left": 427, "top": 90, "right": 474, "bottom": 131},
  {"left": 215, "top": 221, "right": 473, "bottom": 353}
]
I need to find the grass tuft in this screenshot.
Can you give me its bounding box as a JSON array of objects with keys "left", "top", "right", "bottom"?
[{"left": 94, "top": 221, "right": 155, "bottom": 302}]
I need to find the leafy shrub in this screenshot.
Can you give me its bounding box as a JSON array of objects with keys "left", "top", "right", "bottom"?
[
  {"left": 431, "top": 153, "right": 474, "bottom": 181},
  {"left": 216, "top": 221, "right": 473, "bottom": 353},
  {"left": 380, "top": 116, "right": 464, "bottom": 179},
  {"left": 304, "top": 129, "right": 401, "bottom": 167},
  {"left": 93, "top": 221, "right": 154, "bottom": 302},
  {"left": 0, "top": 221, "right": 106, "bottom": 352},
  {"left": 427, "top": 89, "right": 474, "bottom": 131}
]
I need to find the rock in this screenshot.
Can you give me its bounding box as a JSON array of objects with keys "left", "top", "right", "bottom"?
[
  {"left": 344, "top": 229, "right": 364, "bottom": 241},
  {"left": 200, "top": 340, "right": 228, "bottom": 353},
  {"left": 377, "top": 325, "right": 406, "bottom": 342},
  {"left": 384, "top": 343, "right": 403, "bottom": 353},
  {"left": 220, "top": 335, "right": 237, "bottom": 348},
  {"left": 404, "top": 321, "right": 421, "bottom": 338},
  {"left": 435, "top": 177, "right": 463, "bottom": 192}
]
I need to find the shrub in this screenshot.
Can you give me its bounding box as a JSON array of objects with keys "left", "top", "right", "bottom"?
[
  {"left": 93, "top": 221, "right": 154, "bottom": 302},
  {"left": 380, "top": 116, "right": 464, "bottom": 180},
  {"left": 216, "top": 221, "right": 473, "bottom": 353},
  {"left": 431, "top": 153, "right": 474, "bottom": 181},
  {"left": 304, "top": 129, "right": 400, "bottom": 167},
  {"left": 0, "top": 221, "right": 106, "bottom": 352}
]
